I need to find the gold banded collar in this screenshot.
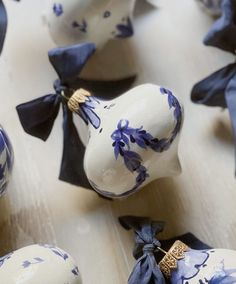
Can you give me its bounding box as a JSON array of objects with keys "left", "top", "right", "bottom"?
[{"left": 159, "top": 240, "right": 189, "bottom": 279}]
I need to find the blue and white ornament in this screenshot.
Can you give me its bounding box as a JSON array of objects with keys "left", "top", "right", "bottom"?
[
  {"left": 45, "top": 0, "right": 156, "bottom": 48},
  {"left": 0, "top": 126, "right": 13, "bottom": 197},
  {"left": 160, "top": 240, "right": 236, "bottom": 284},
  {"left": 71, "top": 84, "right": 183, "bottom": 198},
  {"left": 0, "top": 244, "right": 82, "bottom": 284}
]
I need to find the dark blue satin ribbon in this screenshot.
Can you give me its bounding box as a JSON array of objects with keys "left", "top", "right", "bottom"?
[
  {"left": 0, "top": 0, "right": 7, "bottom": 55},
  {"left": 16, "top": 43, "right": 136, "bottom": 192},
  {"left": 119, "top": 216, "right": 211, "bottom": 284},
  {"left": 191, "top": 0, "right": 236, "bottom": 175}
]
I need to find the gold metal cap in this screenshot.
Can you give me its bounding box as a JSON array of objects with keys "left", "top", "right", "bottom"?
[
  {"left": 68, "top": 88, "right": 91, "bottom": 112},
  {"left": 159, "top": 240, "right": 189, "bottom": 278}
]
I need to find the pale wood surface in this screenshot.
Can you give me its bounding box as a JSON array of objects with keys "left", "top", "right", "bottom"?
[{"left": 0, "top": 0, "right": 236, "bottom": 283}]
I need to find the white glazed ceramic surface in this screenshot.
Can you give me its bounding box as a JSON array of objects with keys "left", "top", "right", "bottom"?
[
  {"left": 0, "top": 244, "right": 82, "bottom": 284},
  {"left": 171, "top": 248, "right": 236, "bottom": 283},
  {"left": 74, "top": 84, "right": 183, "bottom": 198},
  {"left": 0, "top": 126, "right": 13, "bottom": 197},
  {"left": 46, "top": 0, "right": 136, "bottom": 48},
  {"left": 197, "top": 0, "right": 222, "bottom": 16}
]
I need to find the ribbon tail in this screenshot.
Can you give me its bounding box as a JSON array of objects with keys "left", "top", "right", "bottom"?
[
  {"left": 225, "top": 73, "right": 236, "bottom": 175},
  {"left": 70, "top": 75, "right": 137, "bottom": 99},
  {"left": 16, "top": 94, "right": 60, "bottom": 141},
  {"left": 128, "top": 254, "right": 165, "bottom": 284},
  {"left": 59, "top": 105, "right": 92, "bottom": 189},
  {"left": 48, "top": 43, "right": 96, "bottom": 83},
  {"left": 191, "top": 63, "right": 236, "bottom": 107},
  {"left": 0, "top": 0, "right": 7, "bottom": 55}
]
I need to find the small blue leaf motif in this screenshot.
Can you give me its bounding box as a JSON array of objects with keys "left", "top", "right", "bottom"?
[
  {"left": 53, "top": 3, "right": 63, "bottom": 17},
  {"left": 71, "top": 19, "right": 87, "bottom": 33},
  {"left": 0, "top": 127, "right": 13, "bottom": 197},
  {"left": 115, "top": 17, "right": 134, "bottom": 38},
  {"left": 0, "top": 252, "right": 13, "bottom": 268},
  {"left": 206, "top": 260, "right": 236, "bottom": 284},
  {"left": 41, "top": 245, "right": 68, "bottom": 261},
  {"left": 78, "top": 96, "right": 101, "bottom": 129},
  {"left": 72, "top": 266, "right": 80, "bottom": 276},
  {"left": 22, "top": 257, "right": 44, "bottom": 268}
]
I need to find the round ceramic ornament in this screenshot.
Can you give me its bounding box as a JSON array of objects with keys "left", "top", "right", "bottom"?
[
  {"left": 45, "top": 0, "right": 157, "bottom": 48},
  {"left": 197, "top": 0, "right": 222, "bottom": 16},
  {"left": 0, "top": 126, "right": 13, "bottom": 197},
  {"left": 0, "top": 244, "right": 82, "bottom": 284}
]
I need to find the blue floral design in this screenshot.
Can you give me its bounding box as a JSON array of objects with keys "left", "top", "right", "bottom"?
[
  {"left": 71, "top": 19, "right": 87, "bottom": 33},
  {"left": 171, "top": 250, "right": 209, "bottom": 284},
  {"left": 72, "top": 266, "right": 80, "bottom": 276},
  {"left": 89, "top": 87, "right": 182, "bottom": 198},
  {"left": 78, "top": 96, "right": 101, "bottom": 129},
  {"left": 0, "top": 252, "right": 13, "bottom": 268},
  {"left": 53, "top": 3, "right": 63, "bottom": 17},
  {"left": 205, "top": 260, "right": 236, "bottom": 283},
  {"left": 22, "top": 257, "right": 44, "bottom": 268},
  {"left": 0, "top": 127, "right": 13, "bottom": 197},
  {"left": 115, "top": 17, "right": 134, "bottom": 38},
  {"left": 110, "top": 87, "right": 182, "bottom": 194},
  {"left": 40, "top": 244, "right": 68, "bottom": 261}
]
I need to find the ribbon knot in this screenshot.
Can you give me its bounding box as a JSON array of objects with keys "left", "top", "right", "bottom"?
[
  {"left": 143, "top": 243, "right": 155, "bottom": 254},
  {"left": 119, "top": 216, "right": 166, "bottom": 284}
]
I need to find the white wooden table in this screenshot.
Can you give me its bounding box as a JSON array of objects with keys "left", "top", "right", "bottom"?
[{"left": 0, "top": 0, "right": 235, "bottom": 283}]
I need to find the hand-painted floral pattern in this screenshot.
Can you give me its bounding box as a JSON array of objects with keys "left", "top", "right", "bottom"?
[
  {"left": 22, "top": 257, "right": 44, "bottom": 268},
  {"left": 72, "top": 266, "right": 80, "bottom": 276},
  {"left": 171, "top": 250, "right": 209, "bottom": 283},
  {"left": 78, "top": 96, "right": 101, "bottom": 129},
  {"left": 41, "top": 244, "right": 69, "bottom": 261},
  {"left": 0, "top": 252, "right": 13, "bottom": 268},
  {"left": 72, "top": 19, "right": 87, "bottom": 33},
  {"left": 53, "top": 3, "right": 63, "bottom": 17},
  {"left": 204, "top": 260, "right": 236, "bottom": 283},
  {"left": 0, "top": 127, "right": 13, "bottom": 197},
  {"left": 115, "top": 17, "right": 134, "bottom": 38},
  {"left": 110, "top": 87, "right": 182, "bottom": 195}
]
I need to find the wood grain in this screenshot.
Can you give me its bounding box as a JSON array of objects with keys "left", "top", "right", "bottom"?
[{"left": 0, "top": 0, "right": 235, "bottom": 283}]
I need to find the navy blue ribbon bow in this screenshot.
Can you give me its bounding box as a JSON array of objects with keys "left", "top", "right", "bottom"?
[
  {"left": 191, "top": 0, "right": 236, "bottom": 174},
  {"left": 119, "top": 216, "right": 212, "bottom": 284},
  {"left": 119, "top": 216, "right": 166, "bottom": 284},
  {"left": 0, "top": 0, "right": 7, "bottom": 56},
  {"left": 16, "top": 43, "right": 136, "bottom": 190}
]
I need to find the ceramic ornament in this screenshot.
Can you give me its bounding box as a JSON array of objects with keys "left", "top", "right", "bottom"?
[
  {"left": 0, "top": 244, "right": 82, "bottom": 284},
  {"left": 45, "top": 0, "right": 157, "bottom": 48},
  {"left": 119, "top": 216, "right": 236, "bottom": 284},
  {"left": 197, "top": 0, "right": 222, "bottom": 16},
  {"left": 0, "top": 126, "right": 13, "bottom": 197},
  {"left": 16, "top": 43, "right": 183, "bottom": 198},
  {"left": 191, "top": 0, "right": 236, "bottom": 175}
]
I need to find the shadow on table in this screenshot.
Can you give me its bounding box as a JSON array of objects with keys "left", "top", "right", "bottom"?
[
  {"left": 212, "top": 117, "right": 234, "bottom": 146},
  {"left": 0, "top": 195, "right": 56, "bottom": 256}
]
